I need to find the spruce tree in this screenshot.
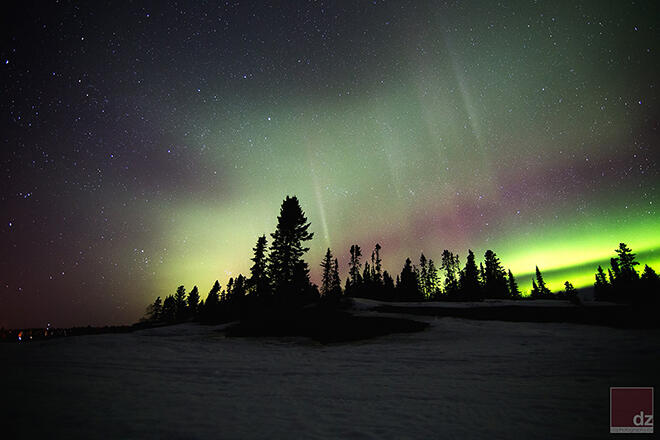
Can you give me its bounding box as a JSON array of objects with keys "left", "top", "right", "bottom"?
[
  {"left": 614, "top": 243, "right": 639, "bottom": 285},
  {"left": 483, "top": 250, "right": 509, "bottom": 299},
  {"left": 507, "top": 270, "right": 520, "bottom": 299},
  {"left": 594, "top": 265, "right": 610, "bottom": 301},
  {"left": 640, "top": 265, "right": 660, "bottom": 304},
  {"left": 161, "top": 295, "right": 176, "bottom": 322},
  {"left": 383, "top": 270, "right": 395, "bottom": 300},
  {"left": 267, "top": 196, "right": 314, "bottom": 304},
  {"left": 372, "top": 243, "right": 383, "bottom": 286},
  {"left": 398, "top": 257, "right": 421, "bottom": 301},
  {"left": 609, "top": 258, "right": 621, "bottom": 287},
  {"left": 320, "top": 248, "right": 334, "bottom": 297},
  {"left": 174, "top": 285, "right": 187, "bottom": 320},
  {"left": 418, "top": 253, "right": 429, "bottom": 298},
  {"left": 459, "top": 250, "right": 481, "bottom": 300},
  {"left": 249, "top": 235, "right": 270, "bottom": 298},
  {"left": 426, "top": 259, "right": 439, "bottom": 299},
  {"left": 331, "top": 258, "right": 342, "bottom": 297},
  {"left": 530, "top": 279, "right": 540, "bottom": 298},
  {"left": 534, "top": 266, "right": 552, "bottom": 298},
  {"left": 146, "top": 296, "right": 162, "bottom": 322},
  {"left": 441, "top": 250, "right": 460, "bottom": 298},
  {"left": 348, "top": 244, "right": 363, "bottom": 293},
  {"left": 561, "top": 281, "right": 577, "bottom": 301},
  {"left": 188, "top": 286, "right": 200, "bottom": 316}
]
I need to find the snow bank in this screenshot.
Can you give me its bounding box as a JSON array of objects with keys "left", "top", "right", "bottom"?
[{"left": 3, "top": 319, "right": 658, "bottom": 439}]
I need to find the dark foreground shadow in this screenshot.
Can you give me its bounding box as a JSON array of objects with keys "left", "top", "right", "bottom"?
[
  {"left": 223, "top": 306, "right": 429, "bottom": 344},
  {"left": 374, "top": 303, "right": 660, "bottom": 329}
]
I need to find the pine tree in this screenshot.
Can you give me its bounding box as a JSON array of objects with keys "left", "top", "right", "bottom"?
[
  {"left": 530, "top": 279, "right": 540, "bottom": 298},
  {"left": 507, "top": 270, "right": 520, "bottom": 299},
  {"left": 640, "top": 265, "right": 660, "bottom": 304},
  {"left": 441, "top": 250, "right": 460, "bottom": 298},
  {"left": 187, "top": 286, "right": 200, "bottom": 316},
  {"left": 383, "top": 270, "right": 395, "bottom": 300},
  {"left": 483, "top": 250, "right": 509, "bottom": 299},
  {"left": 161, "top": 295, "right": 176, "bottom": 322},
  {"left": 228, "top": 275, "right": 247, "bottom": 302},
  {"left": 459, "top": 250, "right": 481, "bottom": 300},
  {"left": 249, "top": 235, "right": 270, "bottom": 298},
  {"left": 372, "top": 243, "right": 383, "bottom": 286},
  {"left": 562, "top": 281, "right": 577, "bottom": 301},
  {"left": 614, "top": 243, "right": 639, "bottom": 285},
  {"left": 534, "top": 266, "right": 552, "bottom": 298},
  {"left": 362, "top": 261, "right": 373, "bottom": 293},
  {"left": 320, "top": 248, "right": 334, "bottom": 297},
  {"left": 594, "top": 265, "right": 610, "bottom": 301},
  {"left": 267, "top": 196, "right": 314, "bottom": 304},
  {"left": 609, "top": 258, "right": 621, "bottom": 287},
  {"left": 331, "top": 258, "right": 342, "bottom": 297},
  {"left": 174, "top": 285, "right": 187, "bottom": 320},
  {"left": 348, "top": 244, "right": 363, "bottom": 293},
  {"left": 426, "top": 259, "right": 439, "bottom": 299},
  {"left": 418, "top": 253, "right": 429, "bottom": 298},
  {"left": 146, "top": 296, "right": 162, "bottom": 322},
  {"left": 207, "top": 280, "right": 221, "bottom": 304},
  {"left": 398, "top": 257, "right": 421, "bottom": 301}
]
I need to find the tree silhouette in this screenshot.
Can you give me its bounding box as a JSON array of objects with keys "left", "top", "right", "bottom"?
[
  {"left": 146, "top": 296, "right": 162, "bottom": 321},
  {"left": 174, "top": 285, "right": 187, "bottom": 320},
  {"left": 398, "top": 257, "right": 421, "bottom": 301},
  {"left": 228, "top": 274, "right": 247, "bottom": 303},
  {"left": 594, "top": 243, "right": 655, "bottom": 304},
  {"left": 347, "top": 244, "right": 363, "bottom": 295},
  {"left": 382, "top": 270, "right": 395, "bottom": 300},
  {"left": 161, "top": 295, "right": 176, "bottom": 322},
  {"left": 614, "top": 242, "right": 639, "bottom": 285},
  {"left": 418, "top": 253, "right": 429, "bottom": 298},
  {"left": 441, "top": 250, "right": 460, "bottom": 298},
  {"left": 609, "top": 258, "right": 621, "bottom": 288},
  {"left": 249, "top": 235, "right": 269, "bottom": 299},
  {"left": 531, "top": 266, "right": 552, "bottom": 299},
  {"left": 362, "top": 261, "right": 373, "bottom": 295},
  {"left": 483, "top": 250, "right": 509, "bottom": 299},
  {"left": 459, "top": 250, "right": 481, "bottom": 300},
  {"left": 560, "top": 281, "right": 577, "bottom": 302},
  {"left": 188, "top": 286, "right": 200, "bottom": 316},
  {"left": 372, "top": 243, "right": 383, "bottom": 286},
  {"left": 640, "top": 265, "right": 660, "bottom": 304},
  {"left": 530, "top": 279, "right": 540, "bottom": 298},
  {"left": 594, "top": 265, "right": 611, "bottom": 301},
  {"left": 426, "top": 258, "right": 439, "bottom": 299},
  {"left": 267, "top": 196, "right": 314, "bottom": 304},
  {"left": 320, "top": 248, "right": 334, "bottom": 297},
  {"left": 200, "top": 280, "right": 221, "bottom": 322},
  {"left": 507, "top": 270, "right": 520, "bottom": 299},
  {"left": 331, "top": 258, "right": 342, "bottom": 297}
]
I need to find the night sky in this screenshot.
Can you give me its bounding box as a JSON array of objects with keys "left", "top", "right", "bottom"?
[{"left": 1, "top": 1, "right": 658, "bottom": 328}]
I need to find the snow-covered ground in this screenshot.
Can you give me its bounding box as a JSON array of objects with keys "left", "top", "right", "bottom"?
[{"left": 3, "top": 313, "right": 659, "bottom": 439}]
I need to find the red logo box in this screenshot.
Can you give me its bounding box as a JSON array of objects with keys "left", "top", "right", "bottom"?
[{"left": 610, "top": 387, "right": 654, "bottom": 433}]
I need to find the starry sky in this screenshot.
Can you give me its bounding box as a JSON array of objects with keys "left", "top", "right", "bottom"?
[{"left": 1, "top": 1, "right": 658, "bottom": 328}]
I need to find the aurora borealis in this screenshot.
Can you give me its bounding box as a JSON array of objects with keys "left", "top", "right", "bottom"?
[{"left": 1, "top": 1, "right": 658, "bottom": 328}]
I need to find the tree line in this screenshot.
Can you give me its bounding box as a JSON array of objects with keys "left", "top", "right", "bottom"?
[{"left": 143, "top": 196, "right": 659, "bottom": 324}]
